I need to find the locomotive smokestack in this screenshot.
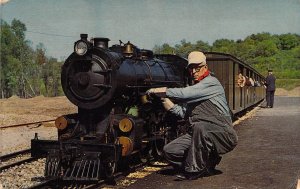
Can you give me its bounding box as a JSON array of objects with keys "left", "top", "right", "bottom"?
[
  {"left": 80, "top": 34, "right": 88, "bottom": 40},
  {"left": 94, "top": 38, "right": 110, "bottom": 49}
]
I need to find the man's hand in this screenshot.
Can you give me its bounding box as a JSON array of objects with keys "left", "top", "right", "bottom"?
[
  {"left": 162, "top": 98, "right": 174, "bottom": 111},
  {"left": 146, "top": 87, "right": 167, "bottom": 96}
]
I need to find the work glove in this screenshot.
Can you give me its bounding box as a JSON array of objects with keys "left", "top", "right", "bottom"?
[
  {"left": 146, "top": 87, "right": 167, "bottom": 97},
  {"left": 161, "top": 98, "right": 174, "bottom": 111}
]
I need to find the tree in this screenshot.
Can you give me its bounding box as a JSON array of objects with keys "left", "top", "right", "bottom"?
[
  {"left": 172, "top": 40, "right": 189, "bottom": 57},
  {"left": 249, "top": 32, "right": 272, "bottom": 42},
  {"left": 212, "top": 39, "right": 235, "bottom": 54},
  {"left": 0, "top": 19, "right": 63, "bottom": 98},
  {"left": 153, "top": 43, "right": 175, "bottom": 54},
  {"left": 194, "top": 40, "right": 211, "bottom": 52},
  {"left": 278, "top": 34, "right": 300, "bottom": 50},
  {"left": 254, "top": 40, "right": 279, "bottom": 57}
]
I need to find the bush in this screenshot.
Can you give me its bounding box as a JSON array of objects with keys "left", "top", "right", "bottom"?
[{"left": 276, "top": 79, "right": 300, "bottom": 90}]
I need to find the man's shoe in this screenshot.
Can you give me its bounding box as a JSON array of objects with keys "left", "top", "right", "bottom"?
[
  {"left": 176, "top": 170, "right": 207, "bottom": 180},
  {"left": 210, "top": 156, "right": 222, "bottom": 169},
  {"left": 206, "top": 167, "right": 222, "bottom": 176}
]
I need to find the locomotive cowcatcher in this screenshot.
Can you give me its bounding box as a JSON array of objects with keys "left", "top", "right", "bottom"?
[{"left": 31, "top": 34, "right": 189, "bottom": 181}]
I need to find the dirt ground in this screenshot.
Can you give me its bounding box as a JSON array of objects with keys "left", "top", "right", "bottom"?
[
  {"left": 275, "top": 86, "right": 300, "bottom": 96},
  {"left": 0, "top": 95, "right": 77, "bottom": 126},
  {"left": 0, "top": 96, "right": 77, "bottom": 155},
  {"left": 0, "top": 87, "right": 299, "bottom": 155}
]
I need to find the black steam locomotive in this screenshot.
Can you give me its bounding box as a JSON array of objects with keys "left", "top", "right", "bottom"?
[
  {"left": 31, "top": 34, "right": 189, "bottom": 181},
  {"left": 31, "top": 34, "right": 265, "bottom": 181}
]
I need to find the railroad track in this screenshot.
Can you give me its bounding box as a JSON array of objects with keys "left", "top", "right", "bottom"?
[
  {"left": 28, "top": 158, "right": 162, "bottom": 189},
  {"left": 2, "top": 145, "right": 173, "bottom": 188},
  {"left": 0, "top": 119, "right": 56, "bottom": 129},
  {"left": 27, "top": 178, "right": 106, "bottom": 189},
  {"left": 0, "top": 148, "right": 36, "bottom": 172}
]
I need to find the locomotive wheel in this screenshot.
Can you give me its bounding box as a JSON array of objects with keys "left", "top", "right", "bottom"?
[
  {"left": 149, "top": 127, "right": 168, "bottom": 159},
  {"left": 152, "top": 138, "right": 167, "bottom": 159},
  {"left": 104, "top": 161, "right": 116, "bottom": 178},
  {"left": 139, "top": 153, "right": 149, "bottom": 163},
  {"left": 139, "top": 147, "right": 152, "bottom": 163}
]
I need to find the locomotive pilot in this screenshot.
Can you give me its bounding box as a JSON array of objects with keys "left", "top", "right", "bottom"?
[{"left": 147, "top": 51, "right": 238, "bottom": 180}]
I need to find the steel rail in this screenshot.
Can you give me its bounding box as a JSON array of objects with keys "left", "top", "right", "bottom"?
[
  {"left": 0, "top": 148, "right": 31, "bottom": 161},
  {"left": 0, "top": 157, "right": 37, "bottom": 172},
  {"left": 0, "top": 119, "right": 56, "bottom": 129},
  {"left": 27, "top": 178, "right": 60, "bottom": 189}
]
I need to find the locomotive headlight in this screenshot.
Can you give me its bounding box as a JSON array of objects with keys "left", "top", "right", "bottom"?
[{"left": 74, "top": 40, "right": 88, "bottom": 56}]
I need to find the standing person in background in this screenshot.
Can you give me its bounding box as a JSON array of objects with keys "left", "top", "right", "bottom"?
[
  {"left": 265, "top": 70, "right": 276, "bottom": 108},
  {"left": 147, "top": 51, "right": 238, "bottom": 180}
]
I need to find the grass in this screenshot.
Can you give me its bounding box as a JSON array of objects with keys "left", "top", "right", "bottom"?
[{"left": 276, "top": 79, "right": 300, "bottom": 90}]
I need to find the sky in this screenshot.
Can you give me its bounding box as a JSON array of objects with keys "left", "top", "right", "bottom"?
[{"left": 1, "top": 0, "right": 300, "bottom": 60}]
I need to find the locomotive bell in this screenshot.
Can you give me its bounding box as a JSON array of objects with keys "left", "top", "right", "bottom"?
[{"left": 123, "top": 41, "right": 134, "bottom": 57}]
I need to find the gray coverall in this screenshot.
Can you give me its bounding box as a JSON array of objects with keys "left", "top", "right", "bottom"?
[{"left": 163, "top": 74, "right": 238, "bottom": 173}]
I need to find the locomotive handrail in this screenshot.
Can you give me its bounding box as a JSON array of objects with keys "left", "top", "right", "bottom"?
[
  {"left": 143, "top": 80, "right": 183, "bottom": 83},
  {"left": 93, "top": 69, "right": 112, "bottom": 74},
  {"left": 125, "top": 80, "right": 181, "bottom": 88},
  {"left": 93, "top": 84, "right": 112, "bottom": 88},
  {"left": 125, "top": 85, "right": 167, "bottom": 88},
  {"left": 154, "top": 59, "right": 170, "bottom": 81},
  {"left": 141, "top": 60, "right": 153, "bottom": 81}
]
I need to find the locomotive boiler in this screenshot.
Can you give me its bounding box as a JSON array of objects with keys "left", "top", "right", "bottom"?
[{"left": 31, "top": 34, "right": 188, "bottom": 181}]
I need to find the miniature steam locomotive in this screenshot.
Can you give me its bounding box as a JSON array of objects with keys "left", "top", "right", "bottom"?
[
  {"left": 31, "top": 34, "right": 189, "bottom": 181},
  {"left": 31, "top": 34, "right": 265, "bottom": 181}
]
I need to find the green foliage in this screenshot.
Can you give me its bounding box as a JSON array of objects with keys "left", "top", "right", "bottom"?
[
  {"left": 153, "top": 43, "right": 175, "bottom": 54},
  {"left": 276, "top": 79, "right": 300, "bottom": 90},
  {"left": 212, "top": 39, "right": 235, "bottom": 54},
  {"left": 0, "top": 19, "right": 63, "bottom": 98},
  {"left": 154, "top": 39, "right": 211, "bottom": 57},
  {"left": 278, "top": 34, "right": 300, "bottom": 50},
  {"left": 5, "top": 56, "right": 21, "bottom": 94},
  {"left": 153, "top": 32, "right": 300, "bottom": 88}
]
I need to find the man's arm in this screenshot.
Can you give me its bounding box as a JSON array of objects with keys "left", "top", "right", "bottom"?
[
  {"left": 168, "top": 104, "right": 187, "bottom": 119},
  {"left": 166, "top": 77, "right": 223, "bottom": 103}
]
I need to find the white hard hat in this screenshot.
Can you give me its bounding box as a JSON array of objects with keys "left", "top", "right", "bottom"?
[{"left": 187, "top": 51, "right": 206, "bottom": 68}]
